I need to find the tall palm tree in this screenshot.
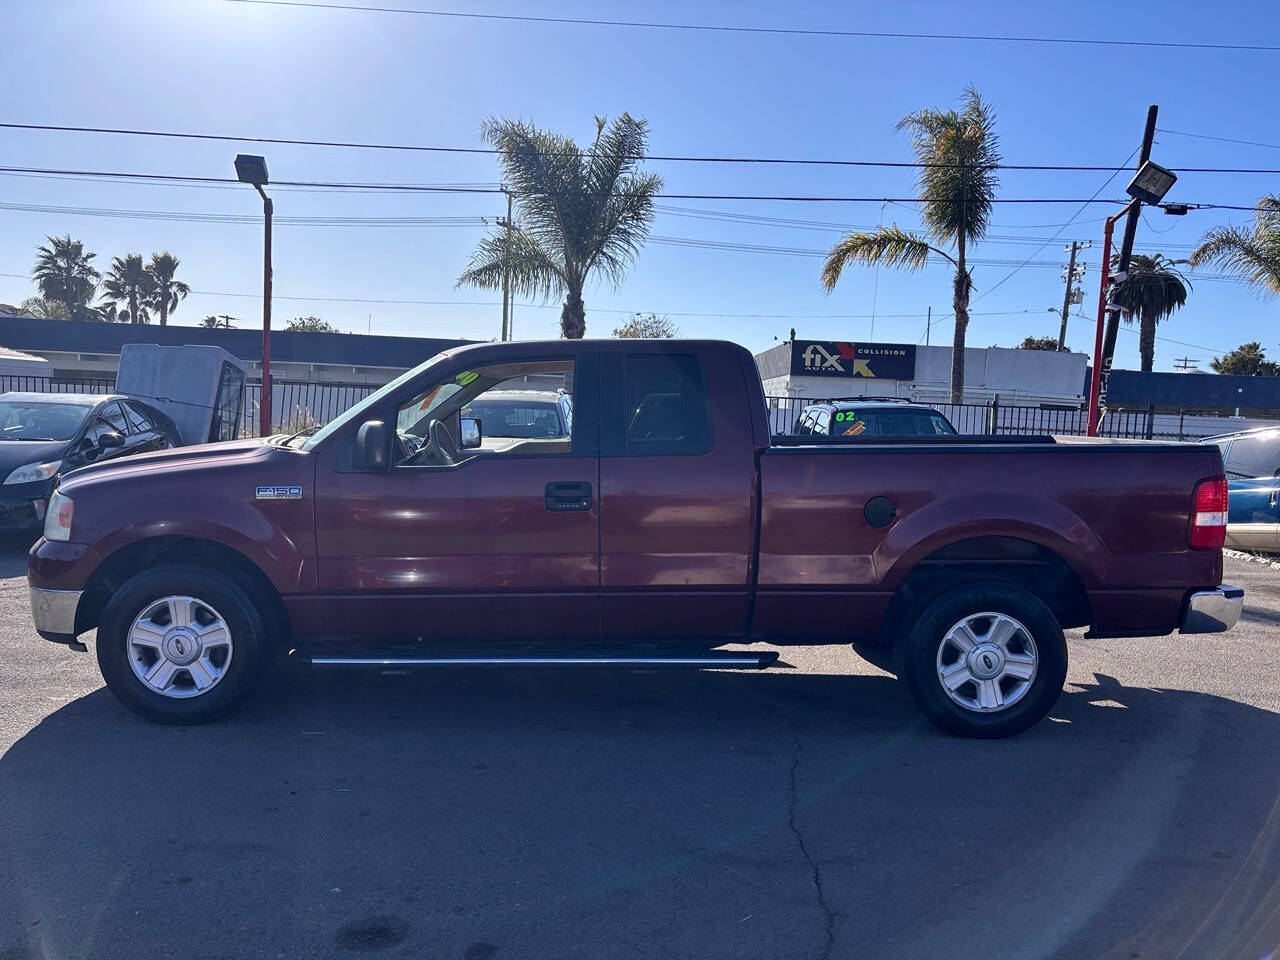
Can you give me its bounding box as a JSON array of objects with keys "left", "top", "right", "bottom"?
[
  {"left": 821, "top": 87, "right": 1000, "bottom": 402},
  {"left": 1189, "top": 194, "right": 1280, "bottom": 297},
  {"left": 458, "top": 114, "right": 662, "bottom": 338},
  {"left": 32, "top": 235, "right": 100, "bottom": 321},
  {"left": 100, "top": 254, "right": 155, "bottom": 324},
  {"left": 145, "top": 252, "right": 190, "bottom": 326},
  {"left": 1110, "top": 253, "right": 1191, "bottom": 372}
]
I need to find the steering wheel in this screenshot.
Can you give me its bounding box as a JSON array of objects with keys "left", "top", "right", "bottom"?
[{"left": 427, "top": 418, "right": 458, "bottom": 466}]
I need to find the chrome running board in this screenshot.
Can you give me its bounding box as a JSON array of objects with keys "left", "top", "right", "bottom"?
[{"left": 299, "top": 650, "right": 778, "bottom": 670}]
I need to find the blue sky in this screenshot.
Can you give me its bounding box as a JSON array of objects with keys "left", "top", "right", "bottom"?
[{"left": 1, "top": 0, "right": 1278, "bottom": 370}]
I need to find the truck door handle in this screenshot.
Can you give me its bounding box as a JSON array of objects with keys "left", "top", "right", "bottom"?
[{"left": 545, "top": 481, "right": 592, "bottom": 512}]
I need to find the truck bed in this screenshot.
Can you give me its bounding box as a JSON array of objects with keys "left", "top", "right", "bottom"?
[{"left": 754, "top": 436, "right": 1224, "bottom": 641}]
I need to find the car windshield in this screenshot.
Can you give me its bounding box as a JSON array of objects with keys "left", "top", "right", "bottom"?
[
  {"left": 0, "top": 401, "right": 90, "bottom": 441},
  {"left": 831, "top": 409, "right": 956, "bottom": 437},
  {"left": 462, "top": 397, "right": 564, "bottom": 438}
]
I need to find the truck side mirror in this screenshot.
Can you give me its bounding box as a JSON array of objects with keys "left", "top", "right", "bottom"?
[
  {"left": 459, "top": 416, "right": 482, "bottom": 450},
  {"left": 354, "top": 420, "right": 388, "bottom": 471}
]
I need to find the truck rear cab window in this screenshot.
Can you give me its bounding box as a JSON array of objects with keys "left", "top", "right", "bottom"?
[{"left": 623, "top": 354, "right": 711, "bottom": 455}]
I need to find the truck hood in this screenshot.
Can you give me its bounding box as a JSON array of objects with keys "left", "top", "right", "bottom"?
[{"left": 59, "top": 437, "right": 274, "bottom": 489}]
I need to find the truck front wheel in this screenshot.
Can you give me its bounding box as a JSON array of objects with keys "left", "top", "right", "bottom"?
[
  {"left": 898, "top": 582, "right": 1067, "bottom": 738},
  {"left": 96, "top": 564, "right": 267, "bottom": 724}
]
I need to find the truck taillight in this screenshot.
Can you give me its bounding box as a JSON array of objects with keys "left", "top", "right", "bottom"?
[{"left": 1189, "top": 476, "right": 1227, "bottom": 550}]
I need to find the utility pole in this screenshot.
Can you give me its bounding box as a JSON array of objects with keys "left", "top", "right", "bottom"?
[
  {"left": 925, "top": 306, "right": 931, "bottom": 346},
  {"left": 1173, "top": 357, "right": 1196, "bottom": 371},
  {"left": 499, "top": 187, "right": 512, "bottom": 341},
  {"left": 1057, "top": 241, "right": 1088, "bottom": 350},
  {"left": 1097, "top": 105, "right": 1158, "bottom": 409}
]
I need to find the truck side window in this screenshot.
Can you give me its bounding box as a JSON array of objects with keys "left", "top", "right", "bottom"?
[
  {"left": 623, "top": 354, "right": 711, "bottom": 455},
  {"left": 394, "top": 358, "right": 576, "bottom": 465},
  {"left": 814, "top": 409, "right": 831, "bottom": 435}
]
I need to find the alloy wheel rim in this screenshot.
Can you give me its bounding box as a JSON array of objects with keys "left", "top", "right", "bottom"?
[
  {"left": 126, "top": 595, "right": 233, "bottom": 699},
  {"left": 935, "top": 611, "right": 1038, "bottom": 714}
]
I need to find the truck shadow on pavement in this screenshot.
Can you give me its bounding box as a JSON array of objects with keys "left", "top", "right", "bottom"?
[{"left": 1, "top": 668, "right": 1277, "bottom": 960}]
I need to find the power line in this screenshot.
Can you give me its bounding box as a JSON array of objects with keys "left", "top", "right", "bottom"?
[
  {"left": 0, "top": 165, "right": 1144, "bottom": 203},
  {"left": 6, "top": 164, "right": 1267, "bottom": 208},
  {"left": 1157, "top": 127, "right": 1280, "bottom": 151},
  {"left": 0, "top": 270, "right": 1102, "bottom": 322},
  {"left": 6, "top": 121, "right": 1280, "bottom": 173},
  {"left": 971, "top": 145, "right": 1141, "bottom": 306},
  {"left": 221, "top": 0, "right": 1280, "bottom": 53},
  {"left": 0, "top": 200, "right": 491, "bottom": 227}
]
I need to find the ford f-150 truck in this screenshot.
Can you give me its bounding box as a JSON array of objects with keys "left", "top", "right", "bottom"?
[{"left": 28, "top": 339, "right": 1242, "bottom": 736}]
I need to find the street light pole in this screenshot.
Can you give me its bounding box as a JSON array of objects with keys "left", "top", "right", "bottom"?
[
  {"left": 234, "top": 154, "right": 274, "bottom": 437},
  {"left": 257, "top": 186, "right": 273, "bottom": 436}
]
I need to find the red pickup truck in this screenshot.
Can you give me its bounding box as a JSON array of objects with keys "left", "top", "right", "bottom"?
[{"left": 28, "top": 339, "right": 1241, "bottom": 736}]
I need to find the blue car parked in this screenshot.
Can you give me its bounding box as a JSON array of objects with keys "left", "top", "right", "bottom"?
[{"left": 1226, "top": 476, "right": 1280, "bottom": 551}]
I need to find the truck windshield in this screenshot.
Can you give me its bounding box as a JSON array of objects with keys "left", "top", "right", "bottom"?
[{"left": 301, "top": 352, "right": 453, "bottom": 451}]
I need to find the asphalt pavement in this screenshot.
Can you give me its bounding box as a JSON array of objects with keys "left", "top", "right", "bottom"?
[{"left": 1, "top": 544, "right": 1277, "bottom": 960}]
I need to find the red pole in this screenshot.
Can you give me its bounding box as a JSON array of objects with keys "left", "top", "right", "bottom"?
[{"left": 258, "top": 190, "right": 273, "bottom": 437}]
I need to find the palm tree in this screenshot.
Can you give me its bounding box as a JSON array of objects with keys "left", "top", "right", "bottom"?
[
  {"left": 18, "top": 296, "right": 69, "bottom": 320},
  {"left": 458, "top": 114, "right": 662, "bottom": 338},
  {"left": 145, "top": 252, "right": 190, "bottom": 326},
  {"left": 100, "top": 254, "right": 155, "bottom": 324},
  {"left": 1109, "top": 253, "right": 1190, "bottom": 372},
  {"left": 821, "top": 87, "right": 1000, "bottom": 402},
  {"left": 32, "top": 235, "right": 100, "bottom": 321},
  {"left": 1189, "top": 194, "right": 1280, "bottom": 297}
]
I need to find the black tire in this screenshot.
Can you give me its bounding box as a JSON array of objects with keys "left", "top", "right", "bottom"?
[
  {"left": 897, "top": 581, "right": 1067, "bottom": 738},
  {"left": 96, "top": 563, "right": 268, "bottom": 724}
]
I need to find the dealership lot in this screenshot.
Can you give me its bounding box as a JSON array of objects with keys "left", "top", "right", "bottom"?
[{"left": 0, "top": 546, "right": 1276, "bottom": 960}]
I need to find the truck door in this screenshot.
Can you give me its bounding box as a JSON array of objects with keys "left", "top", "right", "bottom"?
[
  {"left": 311, "top": 350, "right": 601, "bottom": 646},
  {"left": 598, "top": 345, "right": 757, "bottom": 643}
]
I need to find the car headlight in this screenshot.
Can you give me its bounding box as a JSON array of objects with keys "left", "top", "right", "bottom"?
[
  {"left": 4, "top": 460, "right": 62, "bottom": 485},
  {"left": 44, "top": 490, "right": 74, "bottom": 542}
]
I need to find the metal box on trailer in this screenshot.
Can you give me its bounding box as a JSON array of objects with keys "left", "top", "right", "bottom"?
[{"left": 115, "top": 344, "right": 247, "bottom": 446}]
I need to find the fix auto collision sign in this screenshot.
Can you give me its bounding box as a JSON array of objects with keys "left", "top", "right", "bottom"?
[{"left": 789, "top": 340, "right": 917, "bottom": 379}]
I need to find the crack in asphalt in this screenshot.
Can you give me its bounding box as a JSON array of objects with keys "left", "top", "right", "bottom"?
[{"left": 787, "top": 730, "right": 836, "bottom": 960}]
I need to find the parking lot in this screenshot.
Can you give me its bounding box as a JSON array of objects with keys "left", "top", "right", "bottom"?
[{"left": 0, "top": 545, "right": 1276, "bottom": 960}]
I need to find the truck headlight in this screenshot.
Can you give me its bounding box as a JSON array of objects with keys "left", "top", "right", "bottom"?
[
  {"left": 4, "top": 460, "right": 61, "bottom": 485},
  {"left": 44, "top": 490, "right": 74, "bottom": 542}
]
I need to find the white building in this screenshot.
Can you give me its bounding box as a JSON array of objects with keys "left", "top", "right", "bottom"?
[{"left": 755, "top": 338, "right": 1089, "bottom": 407}]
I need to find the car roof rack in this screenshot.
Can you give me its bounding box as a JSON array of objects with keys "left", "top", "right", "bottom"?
[{"left": 818, "top": 396, "right": 919, "bottom": 404}]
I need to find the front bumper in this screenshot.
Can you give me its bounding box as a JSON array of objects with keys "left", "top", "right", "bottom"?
[
  {"left": 30, "top": 585, "right": 83, "bottom": 643},
  {"left": 1180, "top": 584, "right": 1244, "bottom": 634},
  {"left": 0, "top": 493, "right": 48, "bottom": 533}
]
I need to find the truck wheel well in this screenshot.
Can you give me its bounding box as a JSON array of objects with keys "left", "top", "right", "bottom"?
[
  {"left": 879, "top": 536, "right": 1091, "bottom": 645},
  {"left": 77, "top": 536, "right": 290, "bottom": 641}
]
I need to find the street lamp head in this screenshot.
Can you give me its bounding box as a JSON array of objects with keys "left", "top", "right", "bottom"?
[
  {"left": 1126, "top": 160, "right": 1176, "bottom": 205},
  {"left": 234, "top": 154, "right": 269, "bottom": 187}
]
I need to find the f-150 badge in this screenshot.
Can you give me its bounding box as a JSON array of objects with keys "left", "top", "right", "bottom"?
[{"left": 255, "top": 485, "right": 303, "bottom": 500}]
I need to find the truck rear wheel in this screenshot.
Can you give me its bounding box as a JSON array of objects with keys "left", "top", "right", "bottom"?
[
  {"left": 96, "top": 564, "right": 267, "bottom": 724},
  {"left": 897, "top": 581, "right": 1067, "bottom": 738}
]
